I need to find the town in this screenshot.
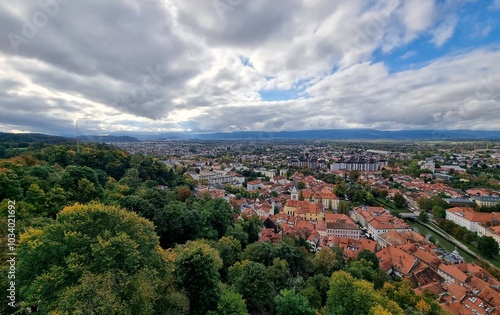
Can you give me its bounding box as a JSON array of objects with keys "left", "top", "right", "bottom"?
[{"left": 118, "top": 139, "right": 500, "bottom": 315}]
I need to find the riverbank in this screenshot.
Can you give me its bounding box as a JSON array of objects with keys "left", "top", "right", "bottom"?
[
  {"left": 415, "top": 219, "right": 499, "bottom": 268},
  {"left": 408, "top": 220, "right": 475, "bottom": 262}
]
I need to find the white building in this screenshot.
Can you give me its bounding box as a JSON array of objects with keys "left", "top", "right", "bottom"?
[
  {"left": 477, "top": 225, "right": 500, "bottom": 248},
  {"left": 445, "top": 207, "right": 496, "bottom": 232}
]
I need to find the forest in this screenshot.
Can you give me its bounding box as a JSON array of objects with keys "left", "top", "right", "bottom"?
[{"left": 0, "top": 142, "right": 448, "bottom": 315}]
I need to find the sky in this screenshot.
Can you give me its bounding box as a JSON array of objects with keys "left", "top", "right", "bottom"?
[{"left": 0, "top": 0, "right": 499, "bottom": 136}]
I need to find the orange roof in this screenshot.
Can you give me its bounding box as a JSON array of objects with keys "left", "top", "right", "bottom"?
[
  {"left": 413, "top": 248, "right": 440, "bottom": 266},
  {"left": 376, "top": 246, "right": 418, "bottom": 275},
  {"left": 325, "top": 213, "right": 355, "bottom": 224},
  {"left": 438, "top": 264, "right": 468, "bottom": 283},
  {"left": 477, "top": 286, "right": 500, "bottom": 309},
  {"left": 447, "top": 207, "right": 495, "bottom": 224},
  {"left": 285, "top": 199, "right": 323, "bottom": 215}
]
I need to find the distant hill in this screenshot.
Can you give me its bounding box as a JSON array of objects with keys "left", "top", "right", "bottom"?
[
  {"left": 2, "top": 130, "right": 499, "bottom": 143},
  {"left": 0, "top": 132, "right": 72, "bottom": 144},
  {"left": 0, "top": 133, "right": 139, "bottom": 144},
  {"left": 78, "top": 135, "right": 140, "bottom": 143},
  {"left": 146, "top": 129, "right": 500, "bottom": 141}
]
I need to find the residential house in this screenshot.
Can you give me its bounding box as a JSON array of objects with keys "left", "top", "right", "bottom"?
[{"left": 437, "top": 264, "right": 469, "bottom": 285}]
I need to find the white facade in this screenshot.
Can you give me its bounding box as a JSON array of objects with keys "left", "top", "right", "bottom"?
[
  {"left": 446, "top": 209, "right": 478, "bottom": 232},
  {"left": 477, "top": 225, "right": 500, "bottom": 248}
]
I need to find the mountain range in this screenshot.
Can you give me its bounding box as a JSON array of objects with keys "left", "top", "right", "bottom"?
[{"left": 3, "top": 129, "right": 500, "bottom": 143}]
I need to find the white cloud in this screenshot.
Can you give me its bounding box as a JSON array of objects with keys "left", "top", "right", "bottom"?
[
  {"left": 431, "top": 15, "right": 458, "bottom": 47},
  {"left": 401, "top": 0, "right": 435, "bottom": 32},
  {"left": 0, "top": 0, "right": 498, "bottom": 135}
]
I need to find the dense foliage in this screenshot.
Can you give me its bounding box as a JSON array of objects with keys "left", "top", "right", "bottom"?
[{"left": 0, "top": 143, "right": 449, "bottom": 315}]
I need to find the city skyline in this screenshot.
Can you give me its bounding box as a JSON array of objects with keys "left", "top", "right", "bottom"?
[{"left": 1, "top": 0, "right": 500, "bottom": 136}]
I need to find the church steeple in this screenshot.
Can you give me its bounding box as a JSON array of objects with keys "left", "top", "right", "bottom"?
[{"left": 291, "top": 172, "right": 299, "bottom": 200}]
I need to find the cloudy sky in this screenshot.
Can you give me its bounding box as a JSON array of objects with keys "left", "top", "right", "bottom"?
[{"left": 0, "top": 0, "right": 499, "bottom": 136}]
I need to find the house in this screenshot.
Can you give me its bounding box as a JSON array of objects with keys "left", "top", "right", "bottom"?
[
  {"left": 377, "top": 230, "right": 426, "bottom": 249},
  {"left": 445, "top": 207, "right": 499, "bottom": 232},
  {"left": 437, "top": 264, "right": 469, "bottom": 285},
  {"left": 376, "top": 245, "right": 419, "bottom": 277},
  {"left": 247, "top": 179, "right": 265, "bottom": 191},
  {"left": 366, "top": 216, "right": 412, "bottom": 241},
  {"left": 324, "top": 213, "right": 360, "bottom": 240}
]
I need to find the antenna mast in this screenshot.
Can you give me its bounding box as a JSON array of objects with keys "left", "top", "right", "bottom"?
[{"left": 76, "top": 120, "right": 80, "bottom": 153}]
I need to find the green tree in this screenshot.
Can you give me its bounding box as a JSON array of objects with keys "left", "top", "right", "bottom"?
[
  {"left": 393, "top": 193, "right": 407, "bottom": 208},
  {"left": 268, "top": 258, "right": 293, "bottom": 292},
  {"left": 17, "top": 203, "right": 176, "bottom": 314},
  {"left": 346, "top": 259, "right": 377, "bottom": 282},
  {"left": 154, "top": 201, "right": 201, "bottom": 248},
  {"left": 198, "top": 198, "right": 234, "bottom": 239},
  {"left": 0, "top": 169, "right": 23, "bottom": 201},
  {"left": 275, "top": 289, "right": 315, "bottom": 315},
  {"left": 225, "top": 222, "right": 250, "bottom": 248},
  {"left": 175, "top": 185, "right": 192, "bottom": 202},
  {"left": 57, "top": 165, "right": 104, "bottom": 202},
  {"left": 356, "top": 250, "right": 379, "bottom": 270},
  {"left": 349, "top": 170, "right": 361, "bottom": 182},
  {"left": 243, "top": 241, "right": 275, "bottom": 266},
  {"left": 334, "top": 181, "right": 347, "bottom": 198},
  {"left": 337, "top": 201, "right": 350, "bottom": 214},
  {"left": 431, "top": 205, "right": 446, "bottom": 219},
  {"left": 325, "top": 271, "right": 403, "bottom": 315},
  {"left": 214, "top": 236, "right": 242, "bottom": 281},
  {"left": 24, "top": 183, "right": 47, "bottom": 212},
  {"left": 209, "top": 286, "right": 249, "bottom": 315},
  {"left": 326, "top": 271, "right": 373, "bottom": 315},
  {"left": 229, "top": 261, "right": 275, "bottom": 315},
  {"left": 174, "top": 241, "right": 222, "bottom": 315},
  {"left": 477, "top": 236, "right": 499, "bottom": 257},
  {"left": 314, "top": 246, "right": 344, "bottom": 276},
  {"left": 304, "top": 274, "right": 330, "bottom": 307},
  {"left": 419, "top": 211, "right": 429, "bottom": 222}
]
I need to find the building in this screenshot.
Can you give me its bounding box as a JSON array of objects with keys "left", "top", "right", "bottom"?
[
  {"left": 255, "top": 168, "right": 276, "bottom": 178},
  {"left": 376, "top": 246, "right": 419, "bottom": 277},
  {"left": 437, "top": 264, "right": 468, "bottom": 285},
  {"left": 324, "top": 214, "right": 360, "bottom": 239},
  {"left": 477, "top": 225, "right": 500, "bottom": 248},
  {"left": 474, "top": 196, "right": 500, "bottom": 208},
  {"left": 247, "top": 179, "right": 265, "bottom": 191},
  {"left": 283, "top": 199, "right": 324, "bottom": 221},
  {"left": 330, "top": 157, "right": 387, "bottom": 172},
  {"left": 445, "top": 207, "right": 498, "bottom": 232},
  {"left": 443, "top": 198, "right": 477, "bottom": 207},
  {"left": 351, "top": 206, "right": 411, "bottom": 241},
  {"left": 302, "top": 187, "right": 340, "bottom": 211},
  {"left": 189, "top": 170, "right": 238, "bottom": 186},
  {"left": 377, "top": 230, "right": 426, "bottom": 249}
]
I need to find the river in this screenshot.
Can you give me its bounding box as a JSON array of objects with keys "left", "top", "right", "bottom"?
[{"left": 407, "top": 220, "right": 476, "bottom": 263}]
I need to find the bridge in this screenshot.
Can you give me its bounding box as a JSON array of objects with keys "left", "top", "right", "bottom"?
[{"left": 399, "top": 212, "right": 419, "bottom": 219}]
